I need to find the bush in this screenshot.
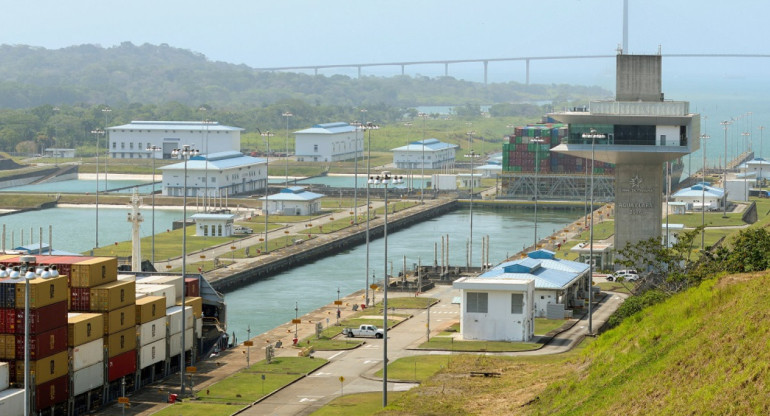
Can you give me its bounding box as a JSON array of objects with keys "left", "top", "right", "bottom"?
[{"left": 606, "top": 289, "right": 669, "bottom": 329}]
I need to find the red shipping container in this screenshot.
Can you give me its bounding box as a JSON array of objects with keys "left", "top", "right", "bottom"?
[
  {"left": 0, "top": 308, "right": 15, "bottom": 333},
  {"left": 185, "top": 278, "right": 200, "bottom": 298},
  {"left": 35, "top": 374, "right": 68, "bottom": 411},
  {"left": 108, "top": 350, "right": 136, "bottom": 382},
  {"left": 15, "top": 301, "right": 67, "bottom": 335},
  {"left": 69, "top": 287, "right": 91, "bottom": 312},
  {"left": 16, "top": 326, "right": 67, "bottom": 360}
]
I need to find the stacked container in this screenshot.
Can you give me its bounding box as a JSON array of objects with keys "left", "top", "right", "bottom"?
[
  {"left": 68, "top": 313, "right": 105, "bottom": 397},
  {"left": 89, "top": 280, "right": 137, "bottom": 383},
  {"left": 136, "top": 296, "right": 167, "bottom": 382},
  {"left": 0, "top": 362, "right": 23, "bottom": 416},
  {"left": 166, "top": 305, "right": 194, "bottom": 365}
]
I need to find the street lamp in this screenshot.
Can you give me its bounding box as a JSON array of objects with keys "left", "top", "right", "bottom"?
[
  {"left": 418, "top": 112, "right": 428, "bottom": 203},
  {"left": 742, "top": 131, "right": 751, "bottom": 201},
  {"left": 363, "top": 122, "right": 378, "bottom": 306},
  {"left": 259, "top": 130, "right": 275, "bottom": 253},
  {"left": 368, "top": 172, "right": 403, "bottom": 407},
  {"left": 283, "top": 111, "right": 293, "bottom": 187},
  {"left": 102, "top": 107, "right": 111, "bottom": 192},
  {"left": 90, "top": 128, "right": 105, "bottom": 249},
  {"left": 581, "top": 129, "right": 605, "bottom": 335},
  {"left": 171, "top": 144, "right": 199, "bottom": 396},
  {"left": 146, "top": 145, "right": 162, "bottom": 264},
  {"left": 721, "top": 121, "right": 731, "bottom": 218},
  {"left": 531, "top": 138, "right": 545, "bottom": 249},
  {"left": 464, "top": 144, "right": 479, "bottom": 268},
  {"left": 760, "top": 126, "right": 765, "bottom": 195},
  {"left": 700, "top": 134, "right": 710, "bottom": 249}
]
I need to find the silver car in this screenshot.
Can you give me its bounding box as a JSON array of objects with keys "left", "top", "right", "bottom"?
[{"left": 608, "top": 269, "right": 639, "bottom": 282}]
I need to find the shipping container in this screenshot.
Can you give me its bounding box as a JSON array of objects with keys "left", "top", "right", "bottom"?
[
  {"left": 0, "top": 361, "right": 8, "bottom": 391},
  {"left": 0, "top": 308, "right": 15, "bottom": 333},
  {"left": 0, "top": 279, "right": 15, "bottom": 308},
  {"left": 166, "top": 306, "right": 193, "bottom": 335},
  {"left": 70, "top": 338, "right": 103, "bottom": 371},
  {"left": 137, "top": 275, "right": 183, "bottom": 301},
  {"left": 177, "top": 297, "right": 202, "bottom": 319},
  {"left": 15, "top": 350, "right": 68, "bottom": 385},
  {"left": 105, "top": 327, "right": 137, "bottom": 358},
  {"left": 72, "top": 362, "right": 105, "bottom": 396},
  {"left": 103, "top": 304, "right": 136, "bottom": 335},
  {"left": 89, "top": 280, "right": 135, "bottom": 312},
  {"left": 35, "top": 374, "right": 68, "bottom": 410},
  {"left": 15, "top": 301, "right": 67, "bottom": 335},
  {"left": 68, "top": 287, "right": 90, "bottom": 312},
  {"left": 71, "top": 257, "right": 118, "bottom": 288},
  {"left": 185, "top": 277, "right": 200, "bottom": 298},
  {"left": 169, "top": 328, "right": 193, "bottom": 356},
  {"left": 14, "top": 275, "right": 68, "bottom": 309},
  {"left": 16, "top": 326, "right": 67, "bottom": 360},
  {"left": 107, "top": 350, "right": 136, "bottom": 382},
  {"left": 68, "top": 312, "right": 104, "bottom": 347},
  {"left": 139, "top": 338, "right": 166, "bottom": 369},
  {"left": 0, "top": 334, "right": 14, "bottom": 359},
  {"left": 195, "top": 317, "right": 202, "bottom": 338},
  {"left": 139, "top": 316, "right": 166, "bottom": 346},
  {"left": 0, "top": 388, "right": 23, "bottom": 416},
  {"left": 135, "top": 284, "right": 175, "bottom": 308},
  {"left": 135, "top": 296, "right": 166, "bottom": 324}
]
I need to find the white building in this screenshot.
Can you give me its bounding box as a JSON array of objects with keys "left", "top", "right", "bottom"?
[
  {"left": 294, "top": 122, "right": 361, "bottom": 162},
  {"left": 672, "top": 183, "right": 725, "bottom": 210},
  {"left": 259, "top": 187, "right": 324, "bottom": 216},
  {"left": 391, "top": 139, "right": 458, "bottom": 169},
  {"left": 741, "top": 158, "right": 770, "bottom": 180},
  {"left": 43, "top": 148, "right": 75, "bottom": 158},
  {"left": 190, "top": 213, "right": 235, "bottom": 237},
  {"left": 453, "top": 276, "right": 535, "bottom": 342},
  {"left": 107, "top": 121, "right": 243, "bottom": 159},
  {"left": 159, "top": 151, "right": 267, "bottom": 197}
]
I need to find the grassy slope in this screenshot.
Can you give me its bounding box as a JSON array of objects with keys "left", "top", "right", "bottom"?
[{"left": 526, "top": 273, "right": 770, "bottom": 415}]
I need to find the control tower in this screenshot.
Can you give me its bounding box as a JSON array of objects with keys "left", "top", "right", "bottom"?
[{"left": 549, "top": 54, "right": 700, "bottom": 250}]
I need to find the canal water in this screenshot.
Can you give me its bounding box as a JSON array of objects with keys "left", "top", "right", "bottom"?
[{"left": 224, "top": 206, "right": 580, "bottom": 341}]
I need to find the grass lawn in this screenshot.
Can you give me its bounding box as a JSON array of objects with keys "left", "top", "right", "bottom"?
[
  {"left": 152, "top": 402, "right": 245, "bottom": 416},
  {"left": 309, "top": 391, "right": 405, "bottom": 416},
  {"left": 89, "top": 225, "right": 231, "bottom": 257},
  {"left": 416, "top": 335, "right": 540, "bottom": 352},
  {"left": 534, "top": 318, "right": 569, "bottom": 336},
  {"left": 374, "top": 355, "right": 457, "bottom": 382},
  {"left": 597, "top": 281, "right": 636, "bottom": 295},
  {"left": 576, "top": 220, "right": 615, "bottom": 240},
  {"left": 380, "top": 297, "right": 437, "bottom": 309},
  {"left": 665, "top": 211, "right": 745, "bottom": 227}
]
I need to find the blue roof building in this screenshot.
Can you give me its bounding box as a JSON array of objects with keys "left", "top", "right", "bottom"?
[
  {"left": 392, "top": 139, "right": 458, "bottom": 169},
  {"left": 258, "top": 187, "right": 325, "bottom": 216},
  {"left": 160, "top": 151, "right": 267, "bottom": 198},
  {"left": 672, "top": 183, "right": 725, "bottom": 211},
  {"left": 294, "top": 122, "right": 362, "bottom": 162}
]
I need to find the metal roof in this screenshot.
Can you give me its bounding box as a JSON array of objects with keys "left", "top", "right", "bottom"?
[
  {"left": 258, "top": 187, "right": 325, "bottom": 202},
  {"left": 295, "top": 122, "right": 356, "bottom": 135},
  {"left": 391, "top": 138, "right": 459, "bottom": 152},
  {"left": 479, "top": 249, "right": 588, "bottom": 290},
  {"left": 190, "top": 213, "right": 235, "bottom": 221},
  {"left": 159, "top": 151, "right": 265, "bottom": 171},
  {"left": 107, "top": 120, "right": 244, "bottom": 132},
  {"left": 672, "top": 184, "right": 724, "bottom": 198}
]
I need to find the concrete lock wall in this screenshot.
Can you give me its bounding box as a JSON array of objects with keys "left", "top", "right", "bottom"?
[{"left": 614, "top": 163, "right": 663, "bottom": 251}]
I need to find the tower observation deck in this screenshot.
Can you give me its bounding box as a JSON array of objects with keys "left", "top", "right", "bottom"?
[{"left": 549, "top": 54, "right": 700, "bottom": 250}]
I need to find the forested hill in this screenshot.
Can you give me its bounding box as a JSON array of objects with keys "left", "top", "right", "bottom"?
[{"left": 0, "top": 42, "right": 610, "bottom": 109}]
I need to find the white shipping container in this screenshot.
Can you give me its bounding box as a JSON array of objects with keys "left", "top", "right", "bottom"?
[
  {"left": 139, "top": 317, "right": 167, "bottom": 346},
  {"left": 169, "top": 328, "right": 193, "bottom": 356},
  {"left": 166, "top": 306, "right": 193, "bottom": 335},
  {"left": 0, "top": 362, "right": 8, "bottom": 391},
  {"left": 72, "top": 363, "right": 105, "bottom": 396},
  {"left": 0, "top": 388, "right": 24, "bottom": 416},
  {"left": 195, "top": 317, "right": 202, "bottom": 338},
  {"left": 138, "top": 275, "right": 184, "bottom": 302},
  {"left": 139, "top": 338, "right": 166, "bottom": 369},
  {"left": 71, "top": 338, "right": 104, "bottom": 371},
  {"left": 135, "top": 292, "right": 147, "bottom": 300},
  {"left": 136, "top": 284, "right": 176, "bottom": 308},
  {"left": 117, "top": 274, "right": 136, "bottom": 282}
]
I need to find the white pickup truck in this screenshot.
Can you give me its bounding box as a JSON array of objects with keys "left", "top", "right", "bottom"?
[{"left": 342, "top": 324, "right": 384, "bottom": 338}]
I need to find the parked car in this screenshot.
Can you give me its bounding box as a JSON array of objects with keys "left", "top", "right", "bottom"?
[
  {"left": 233, "top": 225, "right": 253, "bottom": 234},
  {"left": 608, "top": 269, "right": 639, "bottom": 282},
  {"left": 342, "top": 324, "right": 384, "bottom": 338}
]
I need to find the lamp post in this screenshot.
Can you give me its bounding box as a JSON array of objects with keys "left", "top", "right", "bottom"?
[
  {"left": 721, "top": 121, "right": 731, "bottom": 218},
  {"left": 260, "top": 130, "right": 274, "bottom": 253},
  {"left": 418, "top": 112, "right": 428, "bottom": 203},
  {"left": 700, "top": 134, "right": 709, "bottom": 249},
  {"left": 531, "top": 138, "right": 544, "bottom": 249},
  {"left": 146, "top": 145, "right": 162, "bottom": 264},
  {"left": 368, "top": 172, "right": 403, "bottom": 407},
  {"left": 581, "top": 129, "right": 604, "bottom": 335},
  {"left": 363, "top": 122, "right": 378, "bottom": 306},
  {"left": 90, "top": 128, "right": 105, "bottom": 249},
  {"left": 102, "top": 107, "right": 111, "bottom": 192},
  {"left": 742, "top": 131, "right": 750, "bottom": 201},
  {"left": 760, "top": 126, "right": 765, "bottom": 195},
  {"left": 465, "top": 132, "right": 477, "bottom": 267},
  {"left": 283, "top": 111, "right": 293, "bottom": 187},
  {"left": 171, "top": 144, "right": 199, "bottom": 396}
]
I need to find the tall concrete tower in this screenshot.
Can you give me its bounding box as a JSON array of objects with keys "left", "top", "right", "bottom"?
[{"left": 549, "top": 54, "right": 700, "bottom": 250}]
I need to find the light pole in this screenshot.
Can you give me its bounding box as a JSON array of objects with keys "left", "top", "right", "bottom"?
[
  {"left": 146, "top": 145, "right": 162, "bottom": 264},
  {"left": 418, "top": 112, "right": 428, "bottom": 203},
  {"left": 368, "top": 172, "right": 403, "bottom": 407},
  {"left": 721, "top": 121, "right": 731, "bottom": 218},
  {"left": 363, "top": 122, "right": 378, "bottom": 306},
  {"left": 700, "top": 134, "right": 709, "bottom": 249},
  {"left": 531, "top": 138, "right": 544, "bottom": 249},
  {"left": 283, "top": 111, "right": 293, "bottom": 187},
  {"left": 102, "top": 107, "right": 111, "bottom": 192},
  {"left": 260, "top": 130, "right": 274, "bottom": 253},
  {"left": 90, "top": 128, "right": 105, "bottom": 249},
  {"left": 171, "top": 144, "right": 199, "bottom": 396},
  {"left": 742, "top": 131, "right": 750, "bottom": 201},
  {"left": 581, "top": 129, "right": 604, "bottom": 335},
  {"left": 465, "top": 132, "right": 476, "bottom": 267},
  {"left": 760, "top": 126, "right": 765, "bottom": 195}
]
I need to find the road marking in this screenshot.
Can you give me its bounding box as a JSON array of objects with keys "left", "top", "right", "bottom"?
[
  {"left": 299, "top": 396, "right": 323, "bottom": 402},
  {"left": 308, "top": 372, "right": 333, "bottom": 377},
  {"left": 328, "top": 351, "right": 346, "bottom": 360},
  {"left": 363, "top": 360, "right": 381, "bottom": 364}
]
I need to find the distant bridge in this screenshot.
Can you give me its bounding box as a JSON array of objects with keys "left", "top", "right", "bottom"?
[{"left": 255, "top": 54, "right": 770, "bottom": 84}]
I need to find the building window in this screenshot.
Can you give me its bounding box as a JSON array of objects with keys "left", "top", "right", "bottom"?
[
  {"left": 314, "top": 144, "right": 318, "bottom": 152},
  {"left": 511, "top": 293, "right": 523, "bottom": 314},
  {"left": 130, "top": 142, "right": 134, "bottom": 149},
  {"left": 121, "top": 142, "right": 125, "bottom": 149},
  {"left": 466, "top": 292, "right": 488, "bottom": 313}
]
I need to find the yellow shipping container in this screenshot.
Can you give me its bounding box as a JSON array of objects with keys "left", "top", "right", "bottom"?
[
  {"left": 105, "top": 327, "right": 137, "bottom": 358},
  {"left": 176, "top": 297, "right": 203, "bottom": 319},
  {"left": 68, "top": 313, "right": 104, "bottom": 347},
  {"left": 90, "top": 280, "right": 135, "bottom": 312},
  {"left": 71, "top": 257, "right": 118, "bottom": 288},
  {"left": 14, "top": 275, "right": 68, "bottom": 309},
  {"left": 16, "top": 350, "right": 68, "bottom": 385},
  {"left": 0, "top": 334, "right": 14, "bottom": 359},
  {"left": 135, "top": 296, "right": 166, "bottom": 324},
  {"left": 103, "top": 304, "right": 136, "bottom": 335}
]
